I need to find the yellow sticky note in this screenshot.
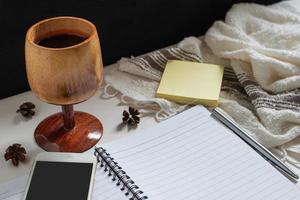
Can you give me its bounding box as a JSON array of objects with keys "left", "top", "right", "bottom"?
[{"left": 156, "top": 60, "right": 224, "bottom": 107}]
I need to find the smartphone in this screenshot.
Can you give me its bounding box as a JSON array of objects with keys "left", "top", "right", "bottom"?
[{"left": 22, "top": 152, "right": 97, "bottom": 200}]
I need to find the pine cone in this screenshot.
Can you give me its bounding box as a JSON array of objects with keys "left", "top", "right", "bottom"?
[
  {"left": 122, "top": 107, "right": 140, "bottom": 126},
  {"left": 4, "top": 144, "right": 27, "bottom": 166},
  {"left": 16, "top": 102, "right": 35, "bottom": 118}
]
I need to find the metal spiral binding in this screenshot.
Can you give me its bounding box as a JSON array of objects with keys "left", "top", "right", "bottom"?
[{"left": 94, "top": 147, "right": 148, "bottom": 200}]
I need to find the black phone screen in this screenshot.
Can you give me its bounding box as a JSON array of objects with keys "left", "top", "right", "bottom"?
[{"left": 25, "top": 161, "right": 93, "bottom": 200}]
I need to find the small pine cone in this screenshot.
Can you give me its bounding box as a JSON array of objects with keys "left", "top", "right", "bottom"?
[
  {"left": 4, "top": 144, "right": 27, "bottom": 166},
  {"left": 17, "top": 102, "right": 35, "bottom": 118},
  {"left": 122, "top": 107, "right": 140, "bottom": 126}
]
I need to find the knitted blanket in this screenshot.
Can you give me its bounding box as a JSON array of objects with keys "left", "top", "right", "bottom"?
[{"left": 104, "top": 0, "right": 300, "bottom": 167}]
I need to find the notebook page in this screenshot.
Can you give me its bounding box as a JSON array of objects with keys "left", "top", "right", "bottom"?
[
  {"left": 101, "top": 106, "right": 300, "bottom": 200},
  {"left": 92, "top": 168, "right": 128, "bottom": 200}
]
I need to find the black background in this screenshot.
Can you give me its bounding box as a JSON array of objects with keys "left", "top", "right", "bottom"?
[{"left": 0, "top": 0, "right": 279, "bottom": 99}]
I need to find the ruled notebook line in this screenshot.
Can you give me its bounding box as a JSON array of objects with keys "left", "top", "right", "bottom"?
[
  {"left": 98, "top": 106, "right": 300, "bottom": 200},
  {"left": 116, "top": 125, "right": 228, "bottom": 173},
  {"left": 115, "top": 118, "right": 218, "bottom": 160},
  {"left": 112, "top": 114, "right": 207, "bottom": 157}
]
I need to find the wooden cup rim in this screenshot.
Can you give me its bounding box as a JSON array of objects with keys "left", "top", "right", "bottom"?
[{"left": 25, "top": 16, "right": 97, "bottom": 51}]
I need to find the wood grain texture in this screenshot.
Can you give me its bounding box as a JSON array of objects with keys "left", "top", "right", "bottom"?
[
  {"left": 62, "top": 104, "right": 75, "bottom": 130},
  {"left": 25, "top": 16, "right": 103, "bottom": 105},
  {"left": 34, "top": 111, "right": 103, "bottom": 152},
  {"left": 25, "top": 17, "right": 104, "bottom": 152}
]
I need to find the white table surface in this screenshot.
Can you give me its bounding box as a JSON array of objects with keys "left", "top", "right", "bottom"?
[{"left": 0, "top": 66, "right": 157, "bottom": 183}]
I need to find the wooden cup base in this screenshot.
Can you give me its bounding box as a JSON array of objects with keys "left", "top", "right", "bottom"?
[{"left": 34, "top": 111, "right": 103, "bottom": 152}]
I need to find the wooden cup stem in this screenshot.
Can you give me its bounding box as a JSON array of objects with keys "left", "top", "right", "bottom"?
[{"left": 62, "top": 105, "right": 75, "bottom": 130}]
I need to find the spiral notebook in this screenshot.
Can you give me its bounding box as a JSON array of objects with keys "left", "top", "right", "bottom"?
[
  {"left": 91, "top": 106, "right": 300, "bottom": 200},
  {"left": 2, "top": 106, "right": 300, "bottom": 200}
]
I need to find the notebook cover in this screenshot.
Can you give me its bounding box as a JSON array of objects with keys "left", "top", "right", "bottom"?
[{"left": 156, "top": 60, "right": 224, "bottom": 107}]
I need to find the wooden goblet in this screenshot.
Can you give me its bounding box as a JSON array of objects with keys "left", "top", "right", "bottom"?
[{"left": 25, "top": 16, "right": 103, "bottom": 152}]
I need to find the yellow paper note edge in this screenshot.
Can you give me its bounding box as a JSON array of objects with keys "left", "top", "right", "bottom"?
[{"left": 156, "top": 93, "right": 219, "bottom": 107}]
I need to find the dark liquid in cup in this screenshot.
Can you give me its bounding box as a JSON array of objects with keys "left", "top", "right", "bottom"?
[{"left": 36, "top": 33, "right": 87, "bottom": 48}]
